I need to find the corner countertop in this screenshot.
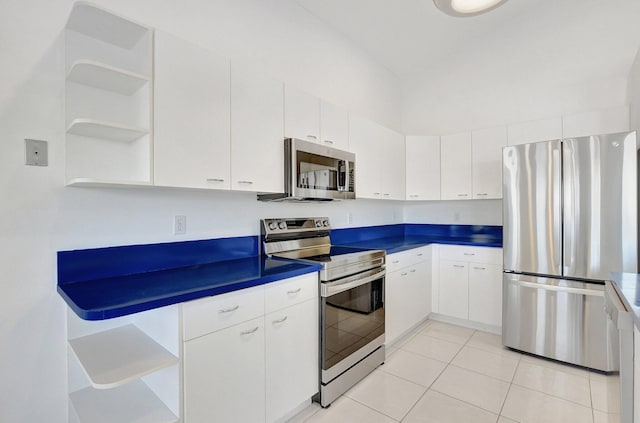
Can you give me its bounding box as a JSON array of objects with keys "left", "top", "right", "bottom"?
[
  {"left": 57, "top": 224, "right": 502, "bottom": 321},
  {"left": 610, "top": 273, "right": 640, "bottom": 329}
]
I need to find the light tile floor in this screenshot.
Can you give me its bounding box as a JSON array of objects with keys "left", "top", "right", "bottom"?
[{"left": 288, "top": 320, "right": 621, "bottom": 423}]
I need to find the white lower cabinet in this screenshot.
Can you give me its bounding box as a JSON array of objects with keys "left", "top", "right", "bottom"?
[
  {"left": 386, "top": 247, "right": 432, "bottom": 345},
  {"left": 437, "top": 245, "right": 503, "bottom": 327},
  {"left": 182, "top": 273, "right": 319, "bottom": 423},
  {"left": 183, "top": 317, "right": 266, "bottom": 423},
  {"left": 438, "top": 260, "right": 469, "bottom": 320},
  {"left": 468, "top": 263, "right": 503, "bottom": 326},
  {"left": 266, "top": 298, "right": 318, "bottom": 422}
]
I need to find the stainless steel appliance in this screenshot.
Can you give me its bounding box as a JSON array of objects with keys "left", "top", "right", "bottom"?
[
  {"left": 257, "top": 138, "right": 355, "bottom": 202},
  {"left": 502, "top": 131, "right": 638, "bottom": 371},
  {"left": 261, "top": 217, "right": 385, "bottom": 407}
]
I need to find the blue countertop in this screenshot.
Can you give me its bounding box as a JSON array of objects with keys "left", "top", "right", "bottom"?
[
  {"left": 57, "top": 224, "right": 502, "bottom": 320},
  {"left": 610, "top": 273, "right": 640, "bottom": 329}
]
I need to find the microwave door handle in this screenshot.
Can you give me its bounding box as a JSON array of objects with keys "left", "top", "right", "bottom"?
[{"left": 338, "top": 160, "right": 349, "bottom": 192}]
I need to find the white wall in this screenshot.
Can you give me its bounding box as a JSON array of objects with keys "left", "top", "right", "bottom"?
[
  {"left": 0, "top": 1, "right": 402, "bottom": 421},
  {"left": 404, "top": 200, "right": 502, "bottom": 226},
  {"left": 628, "top": 48, "right": 640, "bottom": 132}
]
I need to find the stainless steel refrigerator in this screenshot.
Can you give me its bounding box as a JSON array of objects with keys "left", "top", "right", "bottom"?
[{"left": 502, "top": 131, "right": 638, "bottom": 372}]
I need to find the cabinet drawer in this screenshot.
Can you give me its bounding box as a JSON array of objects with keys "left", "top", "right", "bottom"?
[
  {"left": 182, "top": 285, "right": 265, "bottom": 341},
  {"left": 439, "top": 245, "right": 502, "bottom": 265},
  {"left": 387, "top": 245, "right": 432, "bottom": 273},
  {"left": 265, "top": 273, "right": 318, "bottom": 314}
]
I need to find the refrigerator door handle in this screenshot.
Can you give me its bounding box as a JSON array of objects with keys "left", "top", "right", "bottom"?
[{"left": 509, "top": 278, "right": 603, "bottom": 297}]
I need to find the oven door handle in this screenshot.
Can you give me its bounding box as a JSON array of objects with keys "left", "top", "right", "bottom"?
[{"left": 321, "top": 267, "right": 386, "bottom": 297}]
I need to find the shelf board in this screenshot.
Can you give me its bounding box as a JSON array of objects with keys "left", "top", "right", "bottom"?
[
  {"left": 67, "top": 60, "right": 149, "bottom": 95},
  {"left": 66, "top": 178, "right": 152, "bottom": 188},
  {"left": 69, "top": 324, "right": 178, "bottom": 389},
  {"left": 67, "top": 118, "right": 149, "bottom": 142},
  {"left": 66, "top": 2, "right": 149, "bottom": 49},
  {"left": 70, "top": 380, "right": 178, "bottom": 423}
]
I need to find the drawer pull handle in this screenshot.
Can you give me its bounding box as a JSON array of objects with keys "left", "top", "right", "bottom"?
[
  {"left": 477, "top": 193, "right": 488, "bottom": 196},
  {"left": 417, "top": 253, "right": 423, "bottom": 257},
  {"left": 272, "top": 316, "right": 288, "bottom": 324},
  {"left": 219, "top": 305, "right": 240, "bottom": 313},
  {"left": 307, "top": 135, "right": 318, "bottom": 140},
  {"left": 474, "top": 267, "right": 486, "bottom": 270},
  {"left": 453, "top": 265, "right": 465, "bottom": 268},
  {"left": 409, "top": 195, "right": 419, "bottom": 198},
  {"left": 238, "top": 180, "right": 253, "bottom": 184},
  {"left": 206, "top": 178, "right": 224, "bottom": 182},
  {"left": 324, "top": 140, "right": 334, "bottom": 145},
  {"left": 410, "top": 269, "right": 417, "bottom": 273},
  {"left": 240, "top": 326, "right": 259, "bottom": 335},
  {"left": 373, "top": 192, "right": 381, "bottom": 195},
  {"left": 383, "top": 193, "right": 390, "bottom": 196},
  {"left": 401, "top": 272, "right": 408, "bottom": 276},
  {"left": 463, "top": 253, "right": 475, "bottom": 256},
  {"left": 457, "top": 194, "right": 469, "bottom": 197},
  {"left": 287, "top": 288, "right": 302, "bottom": 294},
  {"left": 392, "top": 260, "right": 400, "bottom": 264}
]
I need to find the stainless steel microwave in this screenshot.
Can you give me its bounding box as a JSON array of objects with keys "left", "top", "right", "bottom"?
[{"left": 258, "top": 138, "right": 356, "bottom": 202}]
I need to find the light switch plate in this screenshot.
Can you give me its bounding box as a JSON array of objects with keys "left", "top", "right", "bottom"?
[{"left": 25, "top": 139, "right": 48, "bottom": 166}]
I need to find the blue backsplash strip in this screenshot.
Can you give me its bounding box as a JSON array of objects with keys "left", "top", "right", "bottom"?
[
  {"left": 331, "top": 224, "right": 502, "bottom": 247},
  {"left": 330, "top": 224, "right": 405, "bottom": 245},
  {"left": 58, "top": 235, "right": 259, "bottom": 285}
]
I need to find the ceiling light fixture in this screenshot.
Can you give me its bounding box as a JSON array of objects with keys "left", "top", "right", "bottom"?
[{"left": 433, "top": 0, "right": 509, "bottom": 17}]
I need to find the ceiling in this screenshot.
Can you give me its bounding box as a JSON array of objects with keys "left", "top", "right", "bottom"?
[{"left": 293, "top": 0, "right": 640, "bottom": 82}]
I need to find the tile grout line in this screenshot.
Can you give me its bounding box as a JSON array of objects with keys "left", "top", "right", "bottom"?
[{"left": 496, "top": 354, "right": 522, "bottom": 421}]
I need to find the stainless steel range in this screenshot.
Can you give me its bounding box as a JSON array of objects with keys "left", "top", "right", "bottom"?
[{"left": 261, "top": 217, "right": 386, "bottom": 407}]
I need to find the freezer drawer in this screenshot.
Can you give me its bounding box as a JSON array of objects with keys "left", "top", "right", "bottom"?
[{"left": 502, "top": 273, "right": 619, "bottom": 371}]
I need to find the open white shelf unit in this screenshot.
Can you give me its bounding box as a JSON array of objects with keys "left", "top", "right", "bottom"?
[
  {"left": 70, "top": 380, "right": 178, "bottom": 423},
  {"left": 66, "top": 177, "right": 153, "bottom": 188},
  {"left": 69, "top": 324, "right": 178, "bottom": 389},
  {"left": 67, "top": 60, "right": 149, "bottom": 95},
  {"left": 65, "top": 1, "right": 153, "bottom": 186}
]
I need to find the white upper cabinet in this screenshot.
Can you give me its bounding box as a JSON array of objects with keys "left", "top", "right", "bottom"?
[
  {"left": 507, "top": 117, "right": 562, "bottom": 145},
  {"left": 320, "top": 101, "right": 349, "bottom": 150},
  {"left": 350, "top": 115, "right": 405, "bottom": 200},
  {"left": 406, "top": 135, "right": 440, "bottom": 201},
  {"left": 154, "top": 31, "right": 231, "bottom": 190},
  {"left": 440, "top": 132, "right": 472, "bottom": 200},
  {"left": 471, "top": 126, "right": 507, "bottom": 199},
  {"left": 562, "top": 106, "right": 630, "bottom": 138},
  {"left": 284, "top": 85, "right": 320, "bottom": 143},
  {"left": 231, "top": 65, "right": 284, "bottom": 193}
]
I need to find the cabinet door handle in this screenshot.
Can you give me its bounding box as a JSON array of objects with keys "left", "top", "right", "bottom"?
[
  {"left": 409, "top": 195, "right": 419, "bottom": 198},
  {"left": 463, "top": 253, "right": 475, "bottom": 256},
  {"left": 457, "top": 194, "right": 468, "bottom": 197},
  {"left": 287, "top": 288, "right": 301, "bottom": 294},
  {"left": 324, "top": 140, "right": 334, "bottom": 145},
  {"left": 417, "top": 253, "right": 423, "bottom": 257},
  {"left": 238, "top": 180, "right": 253, "bottom": 184},
  {"left": 373, "top": 192, "right": 381, "bottom": 195},
  {"left": 392, "top": 260, "right": 400, "bottom": 264},
  {"left": 410, "top": 269, "right": 416, "bottom": 273},
  {"left": 383, "top": 193, "right": 390, "bottom": 196},
  {"left": 473, "top": 267, "right": 486, "bottom": 270},
  {"left": 219, "top": 305, "right": 240, "bottom": 313},
  {"left": 401, "top": 272, "right": 408, "bottom": 276},
  {"left": 477, "top": 193, "right": 488, "bottom": 196},
  {"left": 307, "top": 135, "right": 318, "bottom": 140},
  {"left": 272, "top": 316, "right": 288, "bottom": 324},
  {"left": 240, "top": 326, "right": 259, "bottom": 335},
  {"left": 453, "top": 265, "right": 465, "bottom": 268},
  {"left": 206, "top": 178, "right": 224, "bottom": 182}
]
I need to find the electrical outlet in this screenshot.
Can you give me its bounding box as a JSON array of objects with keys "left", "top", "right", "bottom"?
[
  {"left": 174, "top": 215, "right": 186, "bottom": 235},
  {"left": 25, "top": 139, "right": 48, "bottom": 166}
]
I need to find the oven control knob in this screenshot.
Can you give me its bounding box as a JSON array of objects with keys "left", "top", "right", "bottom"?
[
  {"left": 323, "top": 220, "right": 330, "bottom": 227},
  {"left": 315, "top": 220, "right": 323, "bottom": 228},
  {"left": 278, "top": 221, "right": 287, "bottom": 230},
  {"left": 268, "top": 222, "right": 277, "bottom": 230}
]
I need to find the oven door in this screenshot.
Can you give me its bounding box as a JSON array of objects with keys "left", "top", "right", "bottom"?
[{"left": 320, "top": 267, "right": 385, "bottom": 383}]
